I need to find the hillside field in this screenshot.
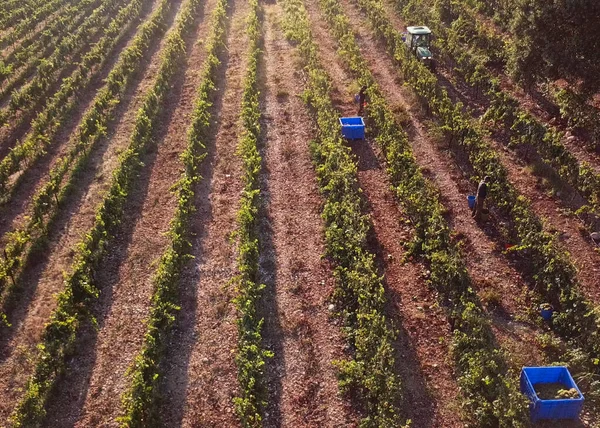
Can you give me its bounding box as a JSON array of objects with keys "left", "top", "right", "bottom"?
[{"left": 0, "top": 0, "right": 599, "bottom": 426}]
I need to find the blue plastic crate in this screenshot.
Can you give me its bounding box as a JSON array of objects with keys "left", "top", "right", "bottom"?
[
  {"left": 540, "top": 306, "right": 554, "bottom": 321},
  {"left": 520, "top": 367, "right": 584, "bottom": 422},
  {"left": 467, "top": 195, "right": 476, "bottom": 209},
  {"left": 340, "top": 117, "right": 365, "bottom": 140}
]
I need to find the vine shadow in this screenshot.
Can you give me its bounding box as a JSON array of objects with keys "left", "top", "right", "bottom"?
[
  {"left": 41, "top": 0, "right": 201, "bottom": 424},
  {"left": 154, "top": 1, "right": 235, "bottom": 424}
]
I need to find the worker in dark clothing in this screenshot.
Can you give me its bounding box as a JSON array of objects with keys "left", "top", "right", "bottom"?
[
  {"left": 472, "top": 176, "right": 490, "bottom": 220},
  {"left": 357, "top": 86, "right": 367, "bottom": 116}
]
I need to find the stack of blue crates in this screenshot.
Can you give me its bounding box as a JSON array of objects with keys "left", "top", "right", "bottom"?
[{"left": 520, "top": 366, "right": 584, "bottom": 422}]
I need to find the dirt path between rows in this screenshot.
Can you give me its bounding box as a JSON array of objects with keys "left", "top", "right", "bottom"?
[
  {"left": 0, "top": 0, "right": 73, "bottom": 59},
  {"left": 0, "top": 2, "right": 94, "bottom": 107},
  {"left": 496, "top": 74, "right": 600, "bottom": 175},
  {"left": 0, "top": 1, "right": 124, "bottom": 153},
  {"left": 0, "top": 0, "right": 180, "bottom": 423},
  {"left": 41, "top": 1, "right": 218, "bottom": 426},
  {"left": 339, "top": 1, "right": 600, "bottom": 425},
  {"left": 157, "top": 0, "right": 249, "bottom": 425},
  {"left": 258, "top": 3, "right": 357, "bottom": 426},
  {"left": 302, "top": 0, "right": 466, "bottom": 425},
  {"left": 377, "top": 0, "right": 600, "bottom": 307},
  {"left": 0, "top": 0, "right": 156, "bottom": 243},
  {"left": 450, "top": 4, "right": 600, "bottom": 175}
]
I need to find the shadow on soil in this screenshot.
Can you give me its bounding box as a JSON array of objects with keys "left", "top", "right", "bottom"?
[
  {"left": 258, "top": 176, "right": 284, "bottom": 428},
  {"left": 348, "top": 137, "right": 437, "bottom": 427},
  {"left": 0, "top": 0, "right": 162, "bottom": 359},
  {"left": 436, "top": 58, "right": 600, "bottom": 233},
  {"left": 0, "top": 0, "right": 157, "bottom": 240},
  {"left": 257, "top": 23, "right": 284, "bottom": 425},
  {"left": 153, "top": 2, "right": 236, "bottom": 424},
  {"left": 434, "top": 67, "right": 487, "bottom": 116},
  {"left": 39, "top": 0, "right": 201, "bottom": 424}
]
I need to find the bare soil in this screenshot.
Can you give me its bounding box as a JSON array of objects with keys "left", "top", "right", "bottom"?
[
  {"left": 379, "top": 0, "right": 600, "bottom": 308},
  {"left": 157, "top": 0, "right": 249, "bottom": 425},
  {"left": 0, "top": 0, "right": 182, "bottom": 422},
  {"left": 302, "top": 0, "right": 466, "bottom": 425},
  {"left": 0, "top": 0, "right": 156, "bottom": 243},
  {"left": 259, "top": 3, "right": 357, "bottom": 426},
  {"left": 351, "top": 1, "right": 598, "bottom": 425},
  {"left": 41, "top": 0, "right": 218, "bottom": 425}
]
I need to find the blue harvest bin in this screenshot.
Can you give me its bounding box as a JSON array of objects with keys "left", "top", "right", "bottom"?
[
  {"left": 340, "top": 117, "right": 365, "bottom": 140},
  {"left": 540, "top": 306, "right": 554, "bottom": 321},
  {"left": 467, "top": 195, "right": 476, "bottom": 209},
  {"left": 520, "top": 367, "right": 584, "bottom": 422}
]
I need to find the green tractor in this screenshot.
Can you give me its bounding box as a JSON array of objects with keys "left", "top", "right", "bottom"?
[{"left": 403, "top": 26, "right": 435, "bottom": 69}]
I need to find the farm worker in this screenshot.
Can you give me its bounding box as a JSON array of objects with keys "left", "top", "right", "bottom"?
[
  {"left": 357, "top": 86, "right": 367, "bottom": 116},
  {"left": 472, "top": 176, "right": 490, "bottom": 220}
]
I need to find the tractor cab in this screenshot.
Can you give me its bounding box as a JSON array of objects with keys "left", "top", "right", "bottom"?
[{"left": 404, "top": 26, "right": 434, "bottom": 68}]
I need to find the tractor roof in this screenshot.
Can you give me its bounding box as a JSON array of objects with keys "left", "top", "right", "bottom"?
[{"left": 407, "top": 26, "right": 431, "bottom": 35}]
